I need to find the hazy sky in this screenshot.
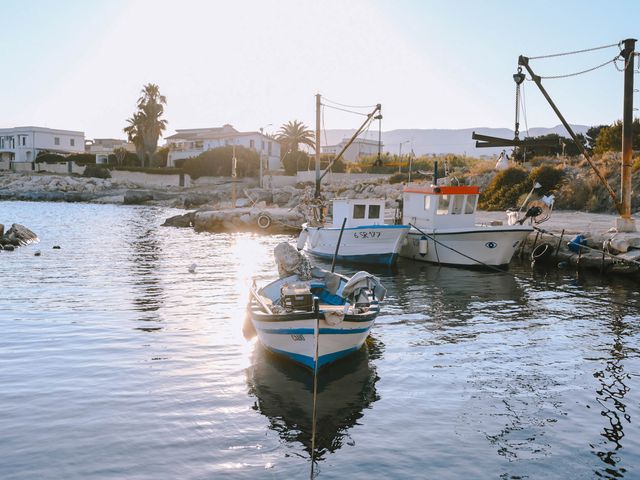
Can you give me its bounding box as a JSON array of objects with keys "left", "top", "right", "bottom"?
[{"left": 1, "top": 0, "right": 638, "bottom": 139}]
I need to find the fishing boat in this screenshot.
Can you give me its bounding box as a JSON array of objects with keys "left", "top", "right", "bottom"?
[
  {"left": 248, "top": 242, "right": 384, "bottom": 370},
  {"left": 399, "top": 184, "right": 533, "bottom": 267},
  {"left": 298, "top": 198, "right": 410, "bottom": 266}
]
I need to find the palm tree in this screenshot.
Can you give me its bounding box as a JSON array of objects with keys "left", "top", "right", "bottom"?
[
  {"left": 124, "top": 112, "right": 145, "bottom": 166},
  {"left": 276, "top": 120, "right": 315, "bottom": 153},
  {"left": 134, "top": 83, "right": 168, "bottom": 166}
]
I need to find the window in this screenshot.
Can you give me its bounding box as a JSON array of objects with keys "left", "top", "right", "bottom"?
[
  {"left": 451, "top": 195, "right": 464, "bottom": 215},
  {"left": 353, "top": 204, "right": 366, "bottom": 219},
  {"left": 21, "top": 137, "right": 26, "bottom": 146},
  {"left": 464, "top": 195, "right": 477, "bottom": 214},
  {"left": 54, "top": 137, "right": 60, "bottom": 146},
  {"left": 261, "top": 140, "right": 265, "bottom": 150},
  {"left": 424, "top": 196, "right": 431, "bottom": 210},
  {"left": 268, "top": 141, "right": 272, "bottom": 155},
  {"left": 436, "top": 195, "right": 450, "bottom": 215},
  {"left": 368, "top": 205, "right": 380, "bottom": 219},
  {"left": 70, "top": 139, "right": 75, "bottom": 146},
  {"left": 250, "top": 139, "right": 255, "bottom": 149}
]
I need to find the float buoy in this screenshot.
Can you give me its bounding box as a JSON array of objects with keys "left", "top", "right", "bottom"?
[
  {"left": 257, "top": 213, "right": 272, "bottom": 229},
  {"left": 418, "top": 236, "right": 428, "bottom": 256}
]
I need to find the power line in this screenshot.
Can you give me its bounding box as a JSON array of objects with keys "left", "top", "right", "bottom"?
[
  {"left": 321, "top": 103, "right": 369, "bottom": 116},
  {"left": 322, "top": 97, "right": 377, "bottom": 109},
  {"left": 537, "top": 56, "right": 619, "bottom": 80}
]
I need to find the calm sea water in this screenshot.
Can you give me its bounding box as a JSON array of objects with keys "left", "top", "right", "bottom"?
[{"left": 1, "top": 201, "right": 639, "bottom": 479}]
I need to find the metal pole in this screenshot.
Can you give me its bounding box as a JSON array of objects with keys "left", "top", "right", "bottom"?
[
  {"left": 315, "top": 94, "right": 321, "bottom": 198},
  {"left": 619, "top": 38, "right": 637, "bottom": 231},
  {"left": 519, "top": 56, "right": 622, "bottom": 215},
  {"left": 331, "top": 217, "right": 348, "bottom": 273}
]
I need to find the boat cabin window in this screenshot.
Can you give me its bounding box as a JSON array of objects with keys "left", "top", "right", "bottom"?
[
  {"left": 368, "top": 204, "right": 380, "bottom": 219},
  {"left": 436, "top": 195, "right": 450, "bottom": 215},
  {"left": 464, "top": 195, "right": 477, "bottom": 214},
  {"left": 353, "top": 204, "right": 366, "bottom": 219},
  {"left": 451, "top": 195, "right": 464, "bottom": 215}
]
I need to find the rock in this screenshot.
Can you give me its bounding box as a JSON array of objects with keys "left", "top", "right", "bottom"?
[
  {"left": 162, "top": 212, "right": 194, "bottom": 228},
  {"left": 3, "top": 244, "right": 14, "bottom": 251},
  {"left": 53, "top": 245, "right": 61, "bottom": 249},
  {"left": 183, "top": 193, "right": 212, "bottom": 208},
  {"left": 123, "top": 190, "right": 154, "bottom": 205},
  {"left": 3, "top": 224, "right": 38, "bottom": 246},
  {"left": 0, "top": 224, "right": 3, "bottom": 237},
  {"left": 34, "top": 250, "right": 41, "bottom": 256}
]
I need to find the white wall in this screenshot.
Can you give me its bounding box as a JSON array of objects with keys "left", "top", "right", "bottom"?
[
  {"left": 296, "top": 171, "right": 390, "bottom": 184},
  {"left": 109, "top": 170, "right": 191, "bottom": 188},
  {"left": 35, "top": 162, "right": 86, "bottom": 175}
]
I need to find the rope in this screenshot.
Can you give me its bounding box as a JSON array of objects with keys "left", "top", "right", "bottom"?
[
  {"left": 528, "top": 42, "right": 619, "bottom": 60},
  {"left": 533, "top": 226, "right": 640, "bottom": 267},
  {"left": 321, "top": 103, "right": 369, "bottom": 117},
  {"left": 408, "top": 223, "right": 639, "bottom": 310},
  {"left": 538, "top": 56, "right": 619, "bottom": 80},
  {"left": 520, "top": 81, "right": 530, "bottom": 137},
  {"left": 322, "top": 97, "right": 377, "bottom": 109}
]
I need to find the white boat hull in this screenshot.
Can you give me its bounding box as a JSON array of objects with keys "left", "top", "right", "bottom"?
[
  {"left": 301, "top": 224, "right": 410, "bottom": 265},
  {"left": 400, "top": 226, "right": 532, "bottom": 267},
  {"left": 251, "top": 313, "right": 377, "bottom": 370}
]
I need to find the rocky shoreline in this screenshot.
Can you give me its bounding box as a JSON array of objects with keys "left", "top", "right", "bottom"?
[{"left": 0, "top": 223, "right": 38, "bottom": 251}]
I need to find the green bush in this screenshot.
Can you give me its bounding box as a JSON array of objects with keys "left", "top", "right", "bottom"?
[
  {"left": 282, "top": 151, "right": 310, "bottom": 175},
  {"left": 175, "top": 146, "right": 259, "bottom": 179},
  {"left": 35, "top": 153, "right": 66, "bottom": 164},
  {"left": 83, "top": 164, "right": 111, "bottom": 179},
  {"left": 527, "top": 165, "right": 565, "bottom": 194},
  {"left": 110, "top": 166, "right": 184, "bottom": 175},
  {"left": 67, "top": 153, "right": 97, "bottom": 165},
  {"left": 108, "top": 151, "right": 140, "bottom": 167},
  {"left": 478, "top": 167, "right": 529, "bottom": 210}
]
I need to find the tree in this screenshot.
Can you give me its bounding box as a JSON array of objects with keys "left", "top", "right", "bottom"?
[
  {"left": 112, "top": 147, "right": 128, "bottom": 166},
  {"left": 124, "top": 112, "right": 146, "bottom": 166},
  {"left": 276, "top": 120, "right": 315, "bottom": 153},
  {"left": 124, "top": 83, "right": 168, "bottom": 166},
  {"left": 593, "top": 119, "right": 640, "bottom": 154},
  {"left": 586, "top": 125, "right": 607, "bottom": 151}
]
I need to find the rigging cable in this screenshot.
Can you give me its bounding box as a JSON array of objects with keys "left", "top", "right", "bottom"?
[
  {"left": 520, "top": 81, "right": 530, "bottom": 137},
  {"left": 537, "top": 56, "right": 619, "bottom": 80},
  {"left": 321, "top": 97, "right": 377, "bottom": 109},
  {"left": 528, "top": 42, "right": 619, "bottom": 60},
  {"left": 321, "top": 103, "right": 369, "bottom": 116}
]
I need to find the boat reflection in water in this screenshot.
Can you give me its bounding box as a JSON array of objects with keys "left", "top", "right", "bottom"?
[{"left": 246, "top": 338, "right": 382, "bottom": 460}]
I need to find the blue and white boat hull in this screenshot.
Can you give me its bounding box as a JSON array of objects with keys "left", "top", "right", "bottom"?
[{"left": 300, "top": 224, "right": 410, "bottom": 266}]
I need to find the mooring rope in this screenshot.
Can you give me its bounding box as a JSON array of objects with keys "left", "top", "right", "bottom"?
[{"left": 408, "top": 223, "right": 639, "bottom": 310}]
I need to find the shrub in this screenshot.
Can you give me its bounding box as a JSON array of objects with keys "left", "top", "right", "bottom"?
[
  {"left": 478, "top": 167, "right": 529, "bottom": 210},
  {"left": 176, "top": 146, "right": 259, "bottom": 179},
  {"left": 528, "top": 165, "right": 565, "bottom": 194},
  {"left": 83, "top": 164, "right": 111, "bottom": 179},
  {"left": 389, "top": 173, "right": 408, "bottom": 184},
  {"left": 67, "top": 153, "right": 97, "bottom": 165},
  {"left": 35, "top": 153, "right": 66, "bottom": 164},
  {"left": 108, "top": 151, "right": 140, "bottom": 167},
  {"left": 282, "top": 151, "right": 310, "bottom": 175},
  {"left": 110, "top": 166, "right": 184, "bottom": 175}
]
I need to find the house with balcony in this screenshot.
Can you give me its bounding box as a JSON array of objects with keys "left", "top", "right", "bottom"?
[
  {"left": 321, "top": 137, "right": 382, "bottom": 163},
  {"left": 165, "top": 124, "right": 281, "bottom": 170},
  {"left": 0, "top": 126, "right": 85, "bottom": 170},
  {"left": 86, "top": 138, "right": 136, "bottom": 164}
]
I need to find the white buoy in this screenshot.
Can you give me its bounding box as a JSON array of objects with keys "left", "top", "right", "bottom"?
[
  {"left": 188, "top": 263, "right": 197, "bottom": 273},
  {"left": 418, "top": 236, "right": 428, "bottom": 256}
]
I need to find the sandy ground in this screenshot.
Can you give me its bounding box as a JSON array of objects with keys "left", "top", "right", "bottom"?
[{"left": 477, "top": 210, "right": 640, "bottom": 235}]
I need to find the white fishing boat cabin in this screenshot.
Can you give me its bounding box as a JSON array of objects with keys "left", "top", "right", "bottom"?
[
  {"left": 402, "top": 185, "right": 480, "bottom": 229},
  {"left": 331, "top": 198, "right": 386, "bottom": 227}
]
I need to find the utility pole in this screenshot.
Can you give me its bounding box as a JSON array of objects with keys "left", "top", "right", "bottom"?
[
  {"left": 617, "top": 38, "right": 637, "bottom": 232},
  {"left": 315, "top": 93, "right": 321, "bottom": 198}
]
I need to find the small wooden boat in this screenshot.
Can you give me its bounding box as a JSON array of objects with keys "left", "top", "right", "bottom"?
[
  {"left": 298, "top": 198, "right": 410, "bottom": 266},
  {"left": 248, "top": 244, "right": 384, "bottom": 370}
]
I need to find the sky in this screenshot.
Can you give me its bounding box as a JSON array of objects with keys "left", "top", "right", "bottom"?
[{"left": 0, "top": 0, "right": 638, "bottom": 140}]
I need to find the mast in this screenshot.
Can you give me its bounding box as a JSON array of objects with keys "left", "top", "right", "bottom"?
[
  {"left": 618, "top": 38, "right": 637, "bottom": 232},
  {"left": 315, "top": 93, "right": 321, "bottom": 198}
]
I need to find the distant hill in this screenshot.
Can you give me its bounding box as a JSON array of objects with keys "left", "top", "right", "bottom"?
[{"left": 323, "top": 125, "right": 590, "bottom": 157}]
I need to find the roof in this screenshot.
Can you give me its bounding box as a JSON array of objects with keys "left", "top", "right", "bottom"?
[
  {"left": 404, "top": 185, "right": 480, "bottom": 195},
  {"left": 165, "top": 125, "right": 276, "bottom": 142}
]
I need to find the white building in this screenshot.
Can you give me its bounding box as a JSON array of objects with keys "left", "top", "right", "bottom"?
[
  {"left": 86, "top": 138, "right": 136, "bottom": 164},
  {"left": 165, "top": 124, "right": 282, "bottom": 170},
  {"left": 0, "top": 127, "right": 85, "bottom": 167},
  {"left": 322, "top": 137, "right": 382, "bottom": 163}
]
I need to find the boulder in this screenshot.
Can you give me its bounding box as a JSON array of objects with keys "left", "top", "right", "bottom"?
[
  {"left": 2, "top": 224, "right": 38, "bottom": 246},
  {"left": 124, "top": 190, "right": 154, "bottom": 205},
  {"left": 0, "top": 224, "right": 3, "bottom": 237},
  {"left": 162, "top": 212, "right": 195, "bottom": 228}
]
